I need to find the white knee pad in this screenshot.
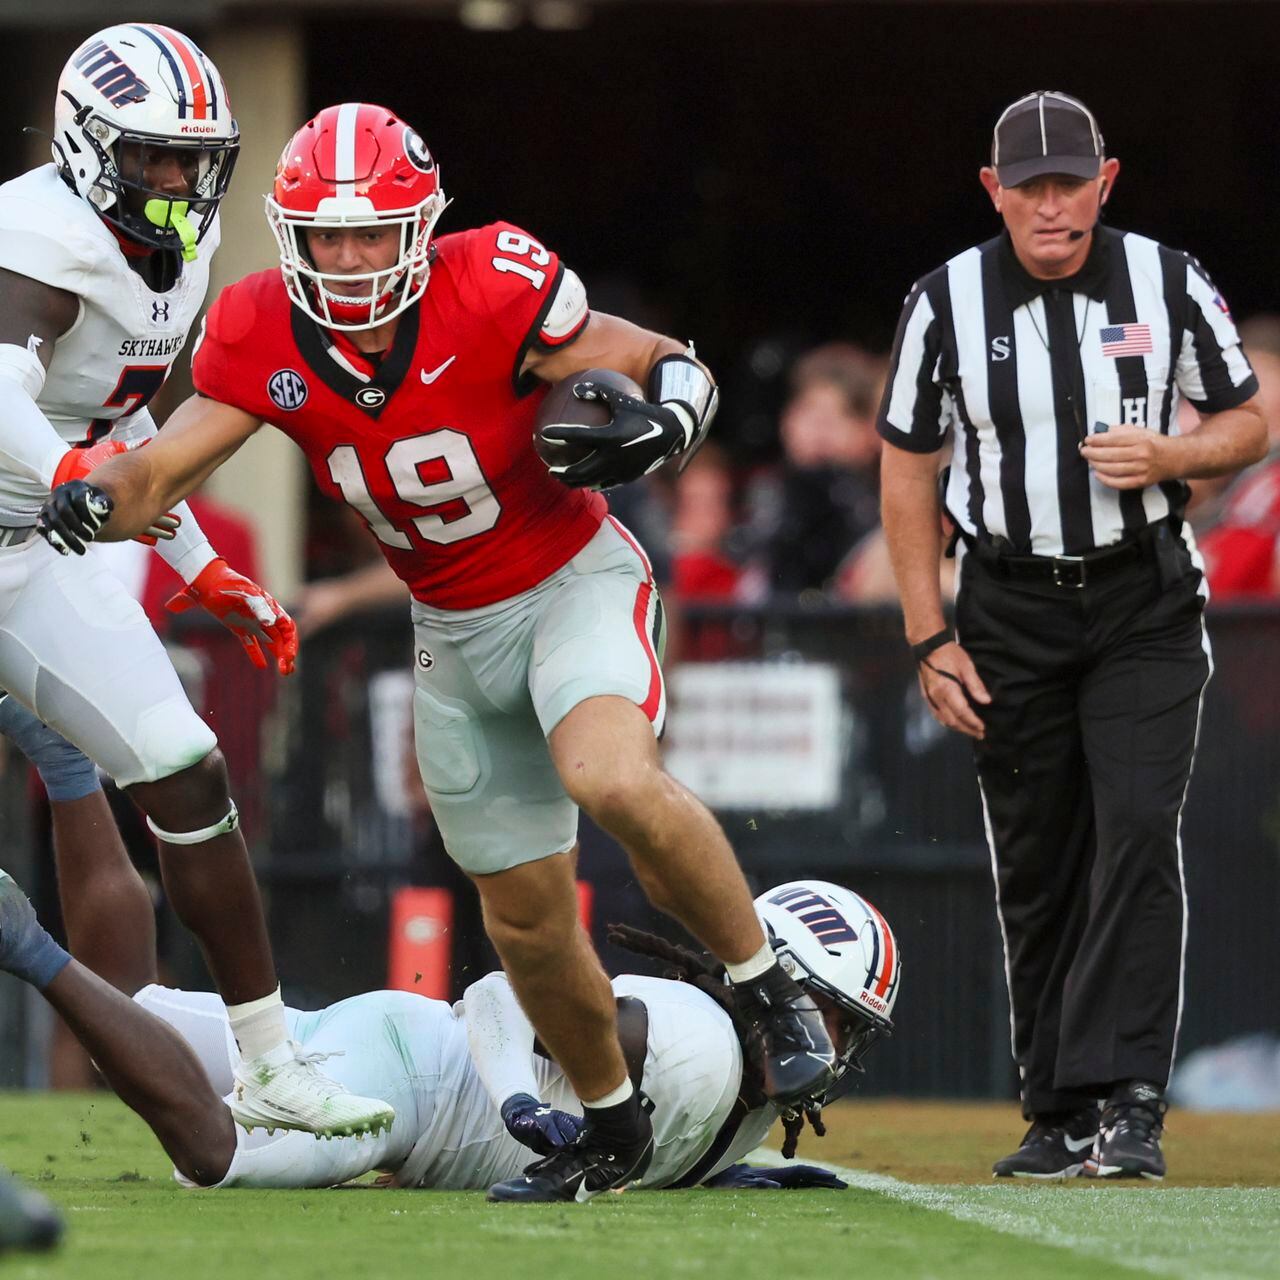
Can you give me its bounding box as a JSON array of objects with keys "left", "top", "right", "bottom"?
[{"left": 146, "top": 801, "right": 239, "bottom": 845}]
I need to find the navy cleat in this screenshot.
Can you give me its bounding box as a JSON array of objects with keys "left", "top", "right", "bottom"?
[
  {"left": 733, "top": 964, "right": 836, "bottom": 1108},
  {"left": 1086, "top": 1082, "right": 1167, "bottom": 1181},
  {"left": 993, "top": 1106, "right": 1099, "bottom": 1179},
  {"left": 488, "top": 1100, "right": 653, "bottom": 1203},
  {"left": 0, "top": 1167, "right": 63, "bottom": 1254}
]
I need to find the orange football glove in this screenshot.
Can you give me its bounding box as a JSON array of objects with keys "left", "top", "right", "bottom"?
[
  {"left": 166, "top": 558, "right": 298, "bottom": 676},
  {"left": 52, "top": 440, "right": 181, "bottom": 545}
]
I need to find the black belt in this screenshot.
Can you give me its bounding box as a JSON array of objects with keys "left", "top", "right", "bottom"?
[{"left": 962, "top": 523, "right": 1163, "bottom": 591}]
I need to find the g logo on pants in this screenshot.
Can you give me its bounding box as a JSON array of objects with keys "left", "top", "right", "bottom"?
[{"left": 417, "top": 648, "right": 434, "bottom": 671}]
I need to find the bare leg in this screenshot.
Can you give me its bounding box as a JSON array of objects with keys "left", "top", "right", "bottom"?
[
  {"left": 549, "top": 696, "right": 766, "bottom": 963},
  {"left": 49, "top": 790, "right": 156, "bottom": 994},
  {"left": 42, "top": 961, "right": 236, "bottom": 1186},
  {"left": 471, "top": 851, "right": 628, "bottom": 1102},
  {"left": 127, "top": 750, "right": 276, "bottom": 1004}
]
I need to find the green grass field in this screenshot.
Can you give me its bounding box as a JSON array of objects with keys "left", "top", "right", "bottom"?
[{"left": 3, "top": 1094, "right": 1278, "bottom": 1279}]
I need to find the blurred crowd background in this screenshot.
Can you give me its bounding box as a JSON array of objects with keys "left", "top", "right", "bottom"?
[{"left": 0, "top": 1, "right": 1277, "bottom": 1105}]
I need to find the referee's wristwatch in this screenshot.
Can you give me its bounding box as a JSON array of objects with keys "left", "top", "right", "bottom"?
[{"left": 909, "top": 628, "right": 953, "bottom": 663}]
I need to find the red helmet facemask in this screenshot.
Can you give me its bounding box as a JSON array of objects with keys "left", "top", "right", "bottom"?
[{"left": 266, "top": 102, "right": 447, "bottom": 330}]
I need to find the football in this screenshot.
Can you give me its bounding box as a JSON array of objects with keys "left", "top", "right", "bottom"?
[{"left": 533, "top": 367, "right": 644, "bottom": 472}]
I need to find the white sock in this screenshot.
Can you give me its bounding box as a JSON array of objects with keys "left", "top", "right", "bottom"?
[
  {"left": 725, "top": 941, "right": 777, "bottom": 985},
  {"left": 226, "top": 985, "right": 287, "bottom": 1062},
  {"left": 583, "top": 1078, "right": 634, "bottom": 1109}
]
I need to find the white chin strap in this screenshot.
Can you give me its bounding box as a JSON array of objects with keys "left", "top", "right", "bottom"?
[{"left": 146, "top": 801, "right": 239, "bottom": 845}]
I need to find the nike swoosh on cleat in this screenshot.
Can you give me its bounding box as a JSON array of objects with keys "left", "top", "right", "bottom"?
[
  {"left": 1063, "top": 1134, "right": 1095, "bottom": 1152},
  {"left": 420, "top": 356, "right": 457, "bottom": 384},
  {"left": 620, "top": 420, "right": 665, "bottom": 448}
]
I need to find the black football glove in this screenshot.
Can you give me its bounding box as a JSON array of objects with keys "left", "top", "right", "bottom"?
[
  {"left": 703, "top": 1162, "right": 848, "bottom": 1191},
  {"left": 37, "top": 480, "right": 114, "bottom": 557},
  {"left": 538, "top": 380, "right": 687, "bottom": 491},
  {"left": 499, "top": 1093, "right": 585, "bottom": 1156}
]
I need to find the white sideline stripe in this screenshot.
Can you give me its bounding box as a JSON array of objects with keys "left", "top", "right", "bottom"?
[{"left": 745, "top": 1149, "right": 1256, "bottom": 1280}]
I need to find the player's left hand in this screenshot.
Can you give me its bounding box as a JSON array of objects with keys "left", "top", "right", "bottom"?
[
  {"left": 704, "top": 1163, "right": 848, "bottom": 1191},
  {"left": 539, "top": 381, "right": 687, "bottom": 490},
  {"left": 1079, "top": 425, "right": 1171, "bottom": 490},
  {"left": 499, "top": 1093, "right": 585, "bottom": 1156},
  {"left": 166, "top": 558, "right": 298, "bottom": 676}
]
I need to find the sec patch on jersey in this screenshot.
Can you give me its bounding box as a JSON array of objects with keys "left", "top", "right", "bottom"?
[{"left": 533, "top": 368, "right": 644, "bottom": 472}]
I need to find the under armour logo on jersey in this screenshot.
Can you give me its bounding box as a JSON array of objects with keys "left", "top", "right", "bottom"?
[
  {"left": 990, "top": 335, "right": 1011, "bottom": 362},
  {"left": 268, "top": 369, "right": 308, "bottom": 411},
  {"left": 355, "top": 386, "right": 387, "bottom": 409},
  {"left": 151, "top": 300, "right": 170, "bottom": 324}
]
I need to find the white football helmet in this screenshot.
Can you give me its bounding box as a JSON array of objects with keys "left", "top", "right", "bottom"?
[
  {"left": 52, "top": 24, "right": 238, "bottom": 256},
  {"left": 755, "top": 880, "right": 900, "bottom": 1101}
]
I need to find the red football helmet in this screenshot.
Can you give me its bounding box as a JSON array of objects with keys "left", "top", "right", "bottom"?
[{"left": 265, "top": 102, "right": 447, "bottom": 330}]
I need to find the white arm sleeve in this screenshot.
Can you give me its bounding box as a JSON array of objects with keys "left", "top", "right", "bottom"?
[
  {"left": 112, "top": 408, "right": 216, "bottom": 583},
  {"left": 0, "top": 342, "right": 69, "bottom": 516},
  {"left": 463, "top": 971, "right": 543, "bottom": 1108}
]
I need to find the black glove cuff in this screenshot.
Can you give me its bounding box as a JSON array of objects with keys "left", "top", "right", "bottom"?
[{"left": 909, "top": 629, "right": 953, "bottom": 663}]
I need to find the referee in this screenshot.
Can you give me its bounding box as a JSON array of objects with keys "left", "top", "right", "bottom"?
[{"left": 878, "top": 91, "right": 1266, "bottom": 1181}]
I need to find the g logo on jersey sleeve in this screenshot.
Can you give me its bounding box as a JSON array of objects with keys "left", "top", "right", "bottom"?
[{"left": 268, "top": 369, "right": 308, "bottom": 411}]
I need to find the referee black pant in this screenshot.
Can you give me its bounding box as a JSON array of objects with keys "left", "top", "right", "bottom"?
[{"left": 956, "top": 534, "right": 1210, "bottom": 1117}]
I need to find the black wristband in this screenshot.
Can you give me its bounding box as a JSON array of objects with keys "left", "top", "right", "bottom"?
[{"left": 910, "top": 629, "right": 953, "bottom": 663}]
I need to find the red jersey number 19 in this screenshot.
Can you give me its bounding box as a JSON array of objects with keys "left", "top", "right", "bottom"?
[{"left": 326, "top": 430, "right": 502, "bottom": 548}]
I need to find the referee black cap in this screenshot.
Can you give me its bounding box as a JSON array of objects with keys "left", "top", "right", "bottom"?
[{"left": 992, "top": 91, "right": 1104, "bottom": 187}]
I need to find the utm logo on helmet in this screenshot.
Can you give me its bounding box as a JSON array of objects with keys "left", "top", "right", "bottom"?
[
  {"left": 266, "top": 103, "right": 448, "bottom": 331},
  {"left": 52, "top": 24, "right": 239, "bottom": 255},
  {"left": 755, "top": 879, "right": 901, "bottom": 1101}
]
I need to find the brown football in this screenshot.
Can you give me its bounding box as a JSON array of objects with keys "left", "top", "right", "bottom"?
[{"left": 533, "top": 368, "right": 644, "bottom": 473}]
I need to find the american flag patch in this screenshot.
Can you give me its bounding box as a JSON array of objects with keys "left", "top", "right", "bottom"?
[{"left": 1099, "top": 324, "right": 1153, "bottom": 357}]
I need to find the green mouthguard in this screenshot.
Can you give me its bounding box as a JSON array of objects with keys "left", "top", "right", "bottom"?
[{"left": 144, "top": 199, "right": 198, "bottom": 262}]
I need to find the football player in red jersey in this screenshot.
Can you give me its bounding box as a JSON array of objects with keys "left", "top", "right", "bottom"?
[{"left": 38, "top": 102, "right": 838, "bottom": 1202}]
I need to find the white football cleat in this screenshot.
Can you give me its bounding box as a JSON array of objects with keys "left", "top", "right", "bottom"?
[{"left": 228, "top": 1044, "right": 394, "bottom": 1139}]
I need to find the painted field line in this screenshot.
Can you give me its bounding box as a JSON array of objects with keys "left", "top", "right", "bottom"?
[{"left": 747, "top": 1148, "right": 1278, "bottom": 1280}]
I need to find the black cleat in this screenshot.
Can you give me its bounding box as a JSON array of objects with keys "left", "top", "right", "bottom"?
[
  {"left": 734, "top": 963, "right": 837, "bottom": 1108},
  {"left": 0, "top": 1167, "right": 63, "bottom": 1254},
  {"left": 992, "top": 1106, "right": 1099, "bottom": 1179},
  {"left": 487, "top": 1102, "right": 654, "bottom": 1203},
  {"left": 1086, "top": 1081, "right": 1167, "bottom": 1181}
]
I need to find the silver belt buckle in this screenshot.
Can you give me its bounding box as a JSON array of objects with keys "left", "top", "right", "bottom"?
[{"left": 1052, "top": 555, "right": 1086, "bottom": 589}]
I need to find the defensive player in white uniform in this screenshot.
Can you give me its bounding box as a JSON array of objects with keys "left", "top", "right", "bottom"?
[
  {"left": 0, "top": 25, "right": 392, "bottom": 1137},
  {"left": 0, "top": 868, "right": 899, "bottom": 1196}
]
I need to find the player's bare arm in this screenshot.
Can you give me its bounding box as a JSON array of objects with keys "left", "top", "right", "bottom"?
[
  {"left": 880, "top": 441, "right": 990, "bottom": 740},
  {"left": 527, "top": 311, "right": 719, "bottom": 491},
  {"left": 1080, "top": 395, "right": 1267, "bottom": 490},
  {"left": 44, "top": 394, "right": 261, "bottom": 545}
]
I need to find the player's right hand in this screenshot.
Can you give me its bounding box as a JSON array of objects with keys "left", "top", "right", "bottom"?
[
  {"left": 499, "top": 1093, "right": 584, "bottom": 1156},
  {"left": 37, "top": 480, "right": 113, "bottom": 557},
  {"left": 916, "top": 640, "right": 991, "bottom": 740},
  {"left": 51, "top": 441, "right": 180, "bottom": 546}
]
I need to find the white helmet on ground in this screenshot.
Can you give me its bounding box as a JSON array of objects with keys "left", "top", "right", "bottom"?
[
  {"left": 52, "top": 23, "right": 238, "bottom": 257},
  {"left": 755, "top": 880, "right": 900, "bottom": 1101}
]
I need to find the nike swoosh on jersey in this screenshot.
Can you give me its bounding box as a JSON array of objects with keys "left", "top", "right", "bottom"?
[
  {"left": 620, "top": 420, "right": 665, "bottom": 448},
  {"left": 420, "top": 356, "right": 457, "bottom": 384}
]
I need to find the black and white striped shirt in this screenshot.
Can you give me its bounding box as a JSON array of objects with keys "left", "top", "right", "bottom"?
[{"left": 878, "top": 227, "right": 1258, "bottom": 556}]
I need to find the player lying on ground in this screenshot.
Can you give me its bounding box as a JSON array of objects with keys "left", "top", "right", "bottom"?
[
  {"left": 0, "top": 869, "right": 898, "bottom": 1193},
  {"left": 38, "top": 101, "right": 840, "bottom": 1199}
]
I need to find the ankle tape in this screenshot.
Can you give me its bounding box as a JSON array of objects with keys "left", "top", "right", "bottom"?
[{"left": 147, "top": 801, "right": 239, "bottom": 845}]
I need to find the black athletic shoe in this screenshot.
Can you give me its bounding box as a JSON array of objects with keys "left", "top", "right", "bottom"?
[
  {"left": 487, "top": 1102, "right": 654, "bottom": 1203},
  {"left": 734, "top": 964, "right": 837, "bottom": 1108},
  {"left": 992, "top": 1106, "right": 1100, "bottom": 1179},
  {"left": 0, "top": 1167, "right": 63, "bottom": 1254},
  {"left": 1086, "top": 1081, "right": 1167, "bottom": 1181}
]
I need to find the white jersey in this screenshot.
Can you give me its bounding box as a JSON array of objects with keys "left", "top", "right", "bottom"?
[
  {"left": 0, "top": 164, "right": 217, "bottom": 520},
  {"left": 136, "top": 975, "right": 778, "bottom": 1192}
]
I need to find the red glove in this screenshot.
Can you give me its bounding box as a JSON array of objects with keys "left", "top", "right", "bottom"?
[
  {"left": 166, "top": 558, "right": 298, "bottom": 675},
  {"left": 52, "top": 440, "right": 181, "bottom": 545}
]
